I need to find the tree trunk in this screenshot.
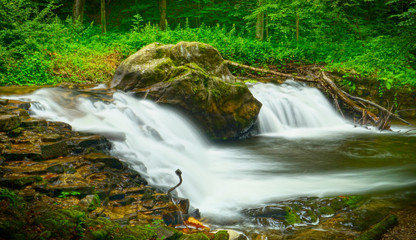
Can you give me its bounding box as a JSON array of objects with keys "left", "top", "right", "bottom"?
[
  {"left": 256, "top": 0, "right": 265, "bottom": 41},
  {"left": 101, "top": 0, "right": 106, "bottom": 33},
  {"left": 159, "top": 0, "right": 167, "bottom": 30},
  {"left": 296, "top": 9, "right": 299, "bottom": 41},
  {"left": 72, "top": 0, "right": 86, "bottom": 23}
]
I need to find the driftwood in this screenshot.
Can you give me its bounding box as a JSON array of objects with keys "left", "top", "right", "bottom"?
[
  {"left": 226, "top": 60, "right": 413, "bottom": 130},
  {"left": 167, "top": 169, "right": 183, "bottom": 195}
]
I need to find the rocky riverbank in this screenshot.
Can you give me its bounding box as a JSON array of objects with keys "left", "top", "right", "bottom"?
[{"left": 0, "top": 96, "right": 228, "bottom": 240}]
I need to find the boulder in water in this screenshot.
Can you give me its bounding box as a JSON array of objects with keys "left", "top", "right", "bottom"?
[{"left": 111, "top": 42, "right": 261, "bottom": 140}]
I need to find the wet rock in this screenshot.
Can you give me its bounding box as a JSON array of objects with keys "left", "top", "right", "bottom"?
[
  {"left": 40, "top": 141, "right": 69, "bottom": 159},
  {"left": 10, "top": 108, "right": 30, "bottom": 119},
  {"left": 69, "top": 135, "right": 111, "bottom": 154},
  {"left": 0, "top": 176, "right": 42, "bottom": 188},
  {"left": 111, "top": 42, "right": 261, "bottom": 140},
  {"left": 41, "top": 133, "right": 62, "bottom": 142},
  {"left": 0, "top": 99, "right": 8, "bottom": 105},
  {"left": 156, "top": 226, "right": 182, "bottom": 240},
  {"left": 39, "top": 185, "right": 95, "bottom": 198},
  {"left": 357, "top": 215, "right": 398, "bottom": 240},
  {"left": 84, "top": 153, "right": 124, "bottom": 169},
  {"left": 2, "top": 143, "right": 42, "bottom": 161},
  {"left": 21, "top": 119, "right": 48, "bottom": 128},
  {"left": 7, "top": 100, "right": 30, "bottom": 110},
  {"left": 0, "top": 115, "right": 21, "bottom": 131},
  {"left": 46, "top": 164, "right": 65, "bottom": 174},
  {"left": 79, "top": 194, "right": 96, "bottom": 210},
  {"left": 48, "top": 121, "right": 72, "bottom": 131}
]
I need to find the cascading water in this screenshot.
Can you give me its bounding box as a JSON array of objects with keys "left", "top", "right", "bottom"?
[
  {"left": 248, "top": 80, "right": 347, "bottom": 134},
  {"left": 9, "top": 83, "right": 416, "bottom": 221}
]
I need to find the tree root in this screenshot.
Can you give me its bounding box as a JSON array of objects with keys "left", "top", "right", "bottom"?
[{"left": 226, "top": 60, "right": 413, "bottom": 130}]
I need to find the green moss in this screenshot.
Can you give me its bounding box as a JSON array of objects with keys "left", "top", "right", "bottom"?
[
  {"left": 155, "top": 48, "right": 167, "bottom": 59},
  {"left": 285, "top": 206, "right": 301, "bottom": 225},
  {"left": 0, "top": 188, "right": 24, "bottom": 208},
  {"left": 0, "top": 220, "right": 26, "bottom": 239},
  {"left": 179, "top": 232, "right": 210, "bottom": 240},
  {"left": 8, "top": 176, "right": 43, "bottom": 188},
  {"left": 113, "top": 225, "right": 157, "bottom": 240},
  {"left": 169, "top": 66, "right": 191, "bottom": 81},
  {"left": 307, "top": 209, "right": 318, "bottom": 223},
  {"left": 355, "top": 215, "right": 398, "bottom": 240},
  {"left": 7, "top": 127, "right": 24, "bottom": 137},
  {"left": 342, "top": 195, "right": 364, "bottom": 209},
  {"left": 34, "top": 208, "right": 87, "bottom": 239},
  {"left": 213, "top": 230, "right": 229, "bottom": 240},
  {"left": 244, "top": 79, "right": 258, "bottom": 84},
  {"left": 88, "top": 194, "right": 101, "bottom": 212},
  {"left": 319, "top": 206, "right": 335, "bottom": 215}
]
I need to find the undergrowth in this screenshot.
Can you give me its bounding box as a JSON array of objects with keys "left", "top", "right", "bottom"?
[{"left": 1, "top": 13, "right": 415, "bottom": 91}]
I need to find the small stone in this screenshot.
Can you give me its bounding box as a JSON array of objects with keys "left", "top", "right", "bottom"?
[
  {"left": 0, "top": 115, "right": 21, "bottom": 131},
  {"left": 79, "top": 194, "right": 95, "bottom": 210}
]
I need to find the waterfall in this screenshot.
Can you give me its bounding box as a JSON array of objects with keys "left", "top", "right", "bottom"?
[
  {"left": 248, "top": 81, "right": 347, "bottom": 134},
  {"left": 8, "top": 85, "right": 415, "bottom": 220}
]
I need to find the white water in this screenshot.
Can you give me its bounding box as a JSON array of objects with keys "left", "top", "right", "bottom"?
[
  {"left": 9, "top": 83, "right": 416, "bottom": 220},
  {"left": 249, "top": 81, "right": 349, "bottom": 134}
]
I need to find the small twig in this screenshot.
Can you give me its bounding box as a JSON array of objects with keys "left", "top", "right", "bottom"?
[{"left": 167, "top": 169, "right": 183, "bottom": 195}]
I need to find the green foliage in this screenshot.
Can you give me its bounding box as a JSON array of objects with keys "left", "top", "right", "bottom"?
[
  {"left": 0, "top": 0, "right": 415, "bottom": 96},
  {"left": 58, "top": 191, "right": 81, "bottom": 198},
  {"left": 0, "top": 188, "right": 24, "bottom": 208}
]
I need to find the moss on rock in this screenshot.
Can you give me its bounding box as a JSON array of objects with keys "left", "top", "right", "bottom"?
[{"left": 112, "top": 41, "right": 261, "bottom": 140}]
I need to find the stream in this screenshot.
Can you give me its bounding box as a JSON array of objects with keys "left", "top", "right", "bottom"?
[{"left": 4, "top": 81, "right": 416, "bottom": 237}]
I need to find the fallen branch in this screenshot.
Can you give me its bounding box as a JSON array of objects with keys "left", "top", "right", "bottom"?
[
  {"left": 340, "top": 88, "right": 413, "bottom": 126},
  {"left": 320, "top": 72, "right": 379, "bottom": 123},
  {"left": 225, "top": 60, "right": 317, "bottom": 83}
]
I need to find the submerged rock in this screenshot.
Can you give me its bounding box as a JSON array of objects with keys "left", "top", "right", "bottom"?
[{"left": 111, "top": 41, "right": 261, "bottom": 140}]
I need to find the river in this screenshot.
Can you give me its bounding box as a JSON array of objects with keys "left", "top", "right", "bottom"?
[{"left": 4, "top": 81, "right": 416, "bottom": 237}]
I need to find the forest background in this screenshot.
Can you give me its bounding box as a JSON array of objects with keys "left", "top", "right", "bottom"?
[{"left": 0, "top": 0, "right": 415, "bottom": 94}]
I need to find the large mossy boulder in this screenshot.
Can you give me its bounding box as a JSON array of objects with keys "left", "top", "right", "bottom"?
[{"left": 111, "top": 42, "right": 261, "bottom": 140}]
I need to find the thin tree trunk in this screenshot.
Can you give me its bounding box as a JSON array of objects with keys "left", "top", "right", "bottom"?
[
  {"left": 159, "top": 0, "right": 167, "bottom": 30},
  {"left": 72, "top": 0, "right": 86, "bottom": 23},
  {"left": 296, "top": 9, "right": 299, "bottom": 41},
  {"left": 101, "top": 0, "right": 106, "bottom": 33},
  {"left": 265, "top": 9, "right": 269, "bottom": 40},
  {"left": 256, "top": 0, "right": 265, "bottom": 41}
]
